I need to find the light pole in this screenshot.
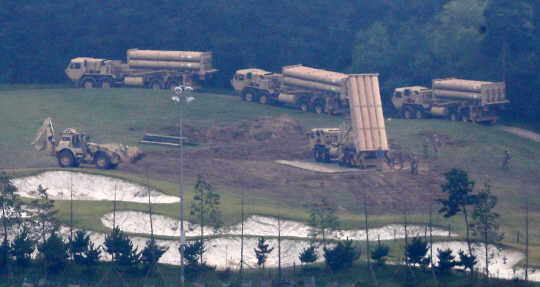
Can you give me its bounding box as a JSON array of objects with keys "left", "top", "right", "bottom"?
[{"left": 171, "top": 86, "right": 194, "bottom": 287}]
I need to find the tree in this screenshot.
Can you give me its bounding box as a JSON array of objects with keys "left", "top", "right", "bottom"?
[
  {"left": 436, "top": 248, "right": 457, "bottom": 274},
  {"left": 254, "top": 236, "right": 274, "bottom": 271},
  {"left": 32, "top": 185, "right": 59, "bottom": 242},
  {"left": 405, "top": 237, "right": 431, "bottom": 267},
  {"left": 71, "top": 230, "right": 91, "bottom": 265},
  {"left": 104, "top": 226, "right": 140, "bottom": 269},
  {"left": 456, "top": 249, "right": 477, "bottom": 274},
  {"left": 309, "top": 199, "right": 340, "bottom": 248},
  {"left": 10, "top": 230, "right": 34, "bottom": 268},
  {"left": 37, "top": 232, "right": 69, "bottom": 276},
  {"left": 370, "top": 242, "right": 390, "bottom": 266},
  {"left": 140, "top": 238, "right": 168, "bottom": 273},
  {"left": 438, "top": 168, "right": 477, "bottom": 257},
  {"left": 190, "top": 175, "right": 222, "bottom": 266},
  {"left": 0, "top": 171, "right": 20, "bottom": 269},
  {"left": 470, "top": 181, "right": 504, "bottom": 276},
  {"left": 299, "top": 245, "right": 318, "bottom": 268},
  {"left": 182, "top": 239, "right": 215, "bottom": 273},
  {"left": 323, "top": 238, "right": 359, "bottom": 272}
]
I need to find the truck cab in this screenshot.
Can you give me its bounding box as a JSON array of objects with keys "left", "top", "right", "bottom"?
[
  {"left": 231, "top": 69, "right": 282, "bottom": 103},
  {"left": 392, "top": 86, "right": 433, "bottom": 119}
]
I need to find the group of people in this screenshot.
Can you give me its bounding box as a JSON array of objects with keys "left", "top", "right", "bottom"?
[{"left": 423, "top": 135, "right": 441, "bottom": 159}]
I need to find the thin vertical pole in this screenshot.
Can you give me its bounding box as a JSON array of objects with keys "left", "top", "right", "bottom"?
[{"left": 180, "top": 100, "right": 185, "bottom": 287}]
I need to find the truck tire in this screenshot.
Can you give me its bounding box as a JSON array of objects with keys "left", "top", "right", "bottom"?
[
  {"left": 415, "top": 108, "right": 425, "bottom": 119},
  {"left": 258, "top": 91, "right": 270, "bottom": 105},
  {"left": 99, "top": 78, "right": 114, "bottom": 88},
  {"left": 449, "top": 111, "right": 458, "bottom": 121},
  {"left": 168, "top": 80, "right": 181, "bottom": 90},
  {"left": 322, "top": 152, "right": 331, "bottom": 163},
  {"left": 402, "top": 106, "right": 413, "bottom": 119},
  {"left": 314, "top": 147, "right": 323, "bottom": 162},
  {"left": 460, "top": 112, "right": 470, "bottom": 122},
  {"left": 242, "top": 89, "right": 256, "bottom": 102},
  {"left": 313, "top": 101, "right": 325, "bottom": 114},
  {"left": 57, "top": 151, "right": 75, "bottom": 168},
  {"left": 95, "top": 153, "right": 112, "bottom": 170},
  {"left": 150, "top": 79, "right": 165, "bottom": 90},
  {"left": 298, "top": 99, "right": 310, "bottom": 112},
  {"left": 81, "top": 77, "right": 97, "bottom": 89}
]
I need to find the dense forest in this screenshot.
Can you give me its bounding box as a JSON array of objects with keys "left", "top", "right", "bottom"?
[{"left": 1, "top": 0, "right": 539, "bottom": 124}]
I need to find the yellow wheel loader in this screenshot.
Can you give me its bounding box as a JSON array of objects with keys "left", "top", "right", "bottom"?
[{"left": 31, "top": 118, "right": 143, "bottom": 170}]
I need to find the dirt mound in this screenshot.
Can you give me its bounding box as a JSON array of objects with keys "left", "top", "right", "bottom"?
[{"left": 205, "top": 115, "right": 305, "bottom": 144}]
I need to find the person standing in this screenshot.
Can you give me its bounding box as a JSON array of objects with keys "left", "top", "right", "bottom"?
[
  {"left": 433, "top": 135, "right": 441, "bottom": 158},
  {"left": 410, "top": 154, "right": 419, "bottom": 174},
  {"left": 423, "top": 137, "right": 430, "bottom": 159},
  {"left": 502, "top": 149, "right": 511, "bottom": 170}
]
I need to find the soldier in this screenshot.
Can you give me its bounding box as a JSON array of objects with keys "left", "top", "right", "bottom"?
[
  {"left": 410, "top": 154, "right": 419, "bottom": 174},
  {"left": 433, "top": 135, "right": 441, "bottom": 158},
  {"left": 502, "top": 149, "right": 511, "bottom": 170},
  {"left": 397, "top": 149, "right": 406, "bottom": 169},
  {"left": 387, "top": 148, "right": 397, "bottom": 169},
  {"left": 423, "top": 137, "right": 429, "bottom": 159}
]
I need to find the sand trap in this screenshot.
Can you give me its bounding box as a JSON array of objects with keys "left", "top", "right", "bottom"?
[
  {"left": 102, "top": 211, "right": 455, "bottom": 240},
  {"left": 12, "top": 171, "right": 180, "bottom": 203}
]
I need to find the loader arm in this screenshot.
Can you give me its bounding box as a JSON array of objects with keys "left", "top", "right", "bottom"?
[{"left": 31, "top": 118, "right": 56, "bottom": 155}]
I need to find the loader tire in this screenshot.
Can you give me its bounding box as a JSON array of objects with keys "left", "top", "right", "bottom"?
[
  {"left": 110, "top": 163, "right": 118, "bottom": 170},
  {"left": 57, "top": 151, "right": 75, "bottom": 168},
  {"left": 95, "top": 153, "right": 112, "bottom": 170},
  {"left": 314, "top": 147, "right": 323, "bottom": 162},
  {"left": 81, "top": 77, "right": 97, "bottom": 89}
]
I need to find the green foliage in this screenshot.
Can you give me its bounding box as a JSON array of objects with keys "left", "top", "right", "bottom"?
[
  {"left": 31, "top": 184, "right": 59, "bottom": 242},
  {"left": 10, "top": 230, "right": 34, "bottom": 268},
  {"left": 104, "top": 226, "right": 140, "bottom": 268},
  {"left": 405, "top": 237, "right": 430, "bottom": 267},
  {"left": 37, "top": 231, "right": 69, "bottom": 275},
  {"left": 470, "top": 181, "right": 504, "bottom": 244},
  {"left": 190, "top": 175, "right": 223, "bottom": 239},
  {"left": 438, "top": 168, "right": 477, "bottom": 218},
  {"left": 309, "top": 199, "right": 340, "bottom": 248},
  {"left": 140, "top": 238, "right": 169, "bottom": 272},
  {"left": 0, "top": 239, "right": 9, "bottom": 270},
  {"left": 436, "top": 248, "right": 457, "bottom": 274},
  {"left": 254, "top": 236, "right": 274, "bottom": 269},
  {"left": 323, "top": 238, "right": 359, "bottom": 272},
  {"left": 71, "top": 229, "right": 101, "bottom": 271},
  {"left": 299, "top": 245, "right": 318, "bottom": 267},
  {"left": 182, "top": 239, "right": 215, "bottom": 273},
  {"left": 370, "top": 242, "right": 390, "bottom": 266},
  {"left": 456, "top": 249, "right": 477, "bottom": 273}
]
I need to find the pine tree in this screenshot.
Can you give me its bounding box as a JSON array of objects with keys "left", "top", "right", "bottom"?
[
  {"left": 37, "top": 231, "right": 69, "bottom": 275},
  {"left": 104, "top": 226, "right": 140, "bottom": 269},
  {"left": 299, "top": 245, "right": 318, "bottom": 268},
  {"left": 10, "top": 230, "right": 34, "bottom": 267},
  {"left": 254, "top": 236, "right": 274, "bottom": 271}
]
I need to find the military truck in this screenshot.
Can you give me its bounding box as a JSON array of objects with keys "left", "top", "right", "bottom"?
[
  {"left": 392, "top": 79, "right": 509, "bottom": 123},
  {"left": 32, "top": 118, "right": 143, "bottom": 170},
  {"left": 307, "top": 74, "right": 389, "bottom": 168},
  {"left": 231, "top": 65, "right": 350, "bottom": 114},
  {"left": 65, "top": 49, "right": 218, "bottom": 89}
]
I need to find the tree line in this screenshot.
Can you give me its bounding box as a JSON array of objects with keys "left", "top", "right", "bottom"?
[
  {"left": 1, "top": 0, "right": 539, "bottom": 125},
  {"left": 1, "top": 168, "right": 516, "bottom": 285}
]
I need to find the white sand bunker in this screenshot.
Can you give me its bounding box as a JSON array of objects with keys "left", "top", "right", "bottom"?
[
  {"left": 12, "top": 171, "right": 179, "bottom": 203},
  {"left": 102, "top": 211, "right": 456, "bottom": 240}
]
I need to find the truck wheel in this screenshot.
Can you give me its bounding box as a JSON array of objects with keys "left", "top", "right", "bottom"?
[
  {"left": 298, "top": 99, "right": 310, "bottom": 112},
  {"left": 81, "top": 77, "right": 97, "bottom": 89},
  {"left": 449, "top": 111, "right": 458, "bottom": 121},
  {"left": 95, "top": 153, "right": 112, "bottom": 170},
  {"left": 242, "top": 89, "right": 256, "bottom": 102},
  {"left": 258, "top": 92, "right": 270, "bottom": 104},
  {"left": 313, "top": 101, "right": 325, "bottom": 114},
  {"left": 415, "top": 108, "right": 425, "bottom": 119},
  {"left": 150, "top": 79, "right": 165, "bottom": 90},
  {"left": 402, "top": 107, "right": 413, "bottom": 119},
  {"left": 99, "top": 78, "right": 114, "bottom": 88},
  {"left": 57, "top": 151, "right": 75, "bottom": 168},
  {"left": 460, "top": 112, "right": 470, "bottom": 122},
  {"left": 168, "top": 80, "right": 181, "bottom": 90},
  {"left": 314, "top": 148, "right": 323, "bottom": 162},
  {"left": 322, "top": 152, "right": 331, "bottom": 163}
]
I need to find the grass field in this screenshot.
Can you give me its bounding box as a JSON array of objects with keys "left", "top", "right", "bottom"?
[{"left": 1, "top": 86, "right": 540, "bottom": 270}]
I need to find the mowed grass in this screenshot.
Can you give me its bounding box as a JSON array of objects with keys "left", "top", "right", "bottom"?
[{"left": 2, "top": 86, "right": 540, "bottom": 267}]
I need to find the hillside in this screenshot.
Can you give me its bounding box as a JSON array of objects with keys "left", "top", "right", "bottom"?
[{"left": 1, "top": 87, "right": 540, "bottom": 268}]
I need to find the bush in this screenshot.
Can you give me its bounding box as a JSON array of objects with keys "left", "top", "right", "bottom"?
[{"left": 323, "top": 238, "right": 359, "bottom": 272}]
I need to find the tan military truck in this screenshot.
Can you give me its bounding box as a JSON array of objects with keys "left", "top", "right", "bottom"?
[
  {"left": 65, "top": 49, "right": 218, "bottom": 89},
  {"left": 307, "top": 74, "right": 389, "bottom": 168},
  {"left": 31, "top": 118, "right": 143, "bottom": 170},
  {"left": 392, "top": 79, "right": 509, "bottom": 123},
  {"left": 231, "top": 65, "right": 349, "bottom": 114}
]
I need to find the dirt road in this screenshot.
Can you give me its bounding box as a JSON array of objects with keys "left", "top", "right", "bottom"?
[{"left": 495, "top": 125, "right": 540, "bottom": 143}]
